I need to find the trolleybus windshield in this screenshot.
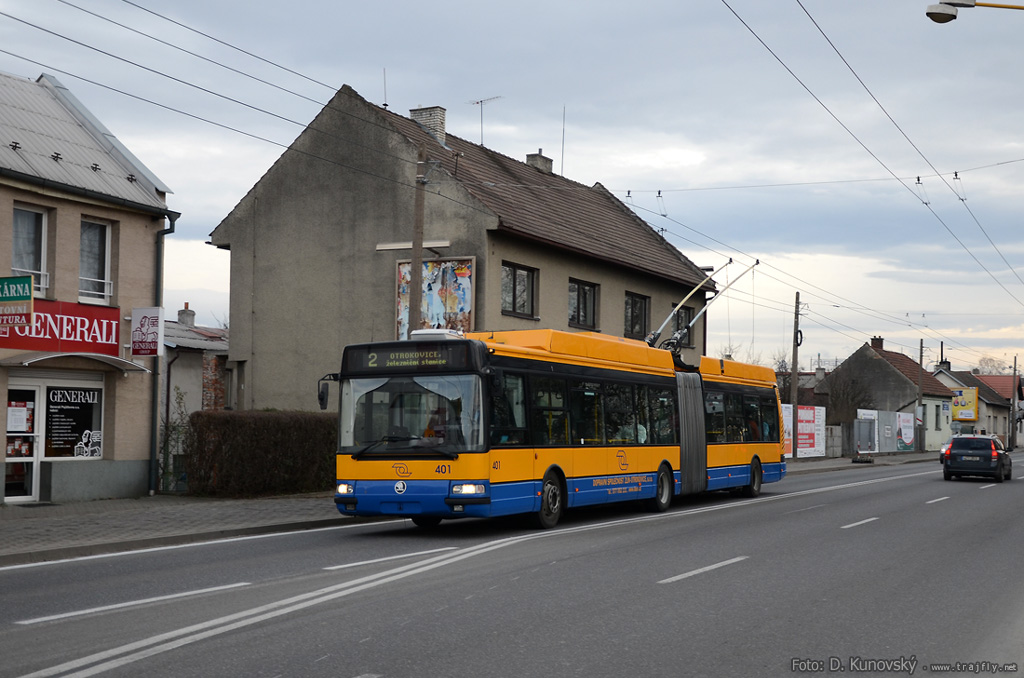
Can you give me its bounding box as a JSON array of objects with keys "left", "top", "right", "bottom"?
[{"left": 340, "top": 374, "right": 485, "bottom": 456}]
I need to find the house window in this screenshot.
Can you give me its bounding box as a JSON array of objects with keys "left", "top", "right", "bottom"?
[
  {"left": 501, "top": 262, "right": 536, "bottom": 317},
  {"left": 624, "top": 292, "right": 649, "bottom": 339},
  {"left": 12, "top": 206, "right": 48, "bottom": 295},
  {"left": 79, "top": 219, "right": 111, "bottom": 303},
  {"left": 568, "top": 279, "right": 597, "bottom": 329},
  {"left": 934, "top": 404, "right": 941, "bottom": 431},
  {"left": 672, "top": 304, "right": 694, "bottom": 346}
]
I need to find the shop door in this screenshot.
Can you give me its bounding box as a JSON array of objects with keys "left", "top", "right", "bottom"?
[{"left": 6, "top": 387, "right": 40, "bottom": 502}]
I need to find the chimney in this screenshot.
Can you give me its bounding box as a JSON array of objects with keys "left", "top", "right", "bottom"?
[
  {"left": 870, "top": 336, "right": 884, "bottom": 350},
  {"left": 526, "top": 148, "right": 553, "bottom": 174},
  {"left": 178, "top": 301, "right": 195, "bottom": 328},
  {"left": 409, "top": 106, "right": 446, "bottom": 146},
  {"left": 938, "top": 359, "right": 951, "bottom": 371}
]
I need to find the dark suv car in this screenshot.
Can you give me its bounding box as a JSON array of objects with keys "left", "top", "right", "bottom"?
[{"left": 942, "top": 435, "right": 1012, "bottom": 482}]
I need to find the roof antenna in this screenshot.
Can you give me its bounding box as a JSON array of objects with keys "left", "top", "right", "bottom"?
[
  {"left": 382, "top": 68, "right": 388, "bottom": 109},
  {"left": 468, "top": 96, "right": 502, "bottom": 144}
]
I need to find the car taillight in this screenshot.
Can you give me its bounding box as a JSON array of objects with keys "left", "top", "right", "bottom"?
[
  {"left": 992, "top": 442, "right": 998, "bottom": 459},
  {"left": 944, "top": 448, "right": 951, "bottom": 460}
]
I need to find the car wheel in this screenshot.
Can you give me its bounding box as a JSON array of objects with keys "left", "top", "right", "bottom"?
[
  {"left": 994, "top": 463, "right": 1004, "bottom": 483},
  {"left": 943, "top": 468, "right": 952, "bottom": 481}
]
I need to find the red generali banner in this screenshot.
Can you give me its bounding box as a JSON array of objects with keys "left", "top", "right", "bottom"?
[{"left": 0, "top": 299, "right": 120, "bottom": 357}]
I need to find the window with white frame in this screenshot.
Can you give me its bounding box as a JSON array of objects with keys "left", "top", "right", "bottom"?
[
  {"left": 12, "top": 206, "right": 49, "bottom": 295},
  {"left": 79, "top": 218, "right": 111, "bottom": 303}
]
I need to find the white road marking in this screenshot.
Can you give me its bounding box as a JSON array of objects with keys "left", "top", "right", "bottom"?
[
  {"left": 927, "top": 497, "right": 949, "bottom": 504},
  {"left": 841, "top": 517, "right": 879, "bottom": 529},
  {"left": 16, "top": 582, "right": 251, "bottom": 625},
  {"left": 658, "top": 556, "right": 749, "bottom": 584},
  {"left": 323, "top": 547, "right": 457, "bottom": 571}
]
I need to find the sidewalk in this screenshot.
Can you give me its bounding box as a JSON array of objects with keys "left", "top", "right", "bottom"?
[{"left": 0, "top": 451, "right": 938, "bottom": 568}]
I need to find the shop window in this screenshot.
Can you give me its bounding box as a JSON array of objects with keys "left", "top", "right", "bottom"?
[
  {"left": 45, "top": 386, "right": 103, "bottom": 457},
  {"left": 79, "top": 219, "right": 112, "bottom": 303},
  {"left": 501, "top": 262, "right": 536, "bottom": 317},
  {"left": 12, "top": 206, "right": 49, "bottom": 295}
]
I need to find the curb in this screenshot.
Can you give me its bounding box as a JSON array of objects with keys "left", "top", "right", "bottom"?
[{"left": 0, "top": 518, "right": 351, "bottom": 569}]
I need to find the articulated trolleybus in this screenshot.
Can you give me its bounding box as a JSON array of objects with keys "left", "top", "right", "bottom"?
[{"left": 319, "top": 329, "right": 785, "bottom": 528}]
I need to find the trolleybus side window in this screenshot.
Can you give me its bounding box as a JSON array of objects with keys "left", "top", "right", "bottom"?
[
  {"left": 705, "top": 391, "right": 725, "bottom": 443},
  {"left": 647, "top": 386, "right": 677, "bottom": 445},
  {"left": 743, "top": 395, "right": 762, "bottom": 442},
  {"left": 491, "top": 373, "right": 527, "bottom": 446},
  {"left": 605, "top": 383, "right": 637, "bottom": 444},
  {"left": 569, "top": 381, "right": 603, "bottom": 446},
  {"left": 724, "top": 392, "right": 745, "bottom": 443},
  {"left": 529, "top": 376, "right": 568, "bottom": 445},
  {"left": 761, "top": 395, "right": 780, "bottom": 442}
]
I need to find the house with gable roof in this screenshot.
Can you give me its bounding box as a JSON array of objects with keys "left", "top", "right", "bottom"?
[
  {"left": 210, "top": 85, "right": 715, "bottom": 411},
  {"left": 0, "top": 72, "right": 178, "bottom": 503},
  {"left": 932, "top": 362, "right": 1011, "bottom": 443},
  {"left": 815, "top": 336, "right": 953, "bottom": 451}
]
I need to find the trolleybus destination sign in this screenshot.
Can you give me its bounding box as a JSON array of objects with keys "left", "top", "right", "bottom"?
[
  {"left": 0, "top": 275, "right": 34, "bottom": 328},
  {"left": 342, "top": 343, "right": 472, "bottom": 374}
]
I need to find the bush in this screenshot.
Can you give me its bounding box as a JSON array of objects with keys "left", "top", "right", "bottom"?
[{"left": 184, "top": 410, "right": 337, "bottom": 497}]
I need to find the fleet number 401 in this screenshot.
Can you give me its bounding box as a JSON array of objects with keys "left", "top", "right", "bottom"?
[{"left": 435, "top": 464, "right": 451, "bottom": 474}]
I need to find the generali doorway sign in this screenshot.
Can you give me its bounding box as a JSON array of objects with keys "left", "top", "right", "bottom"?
[{"left": 0, "top": 275, "right": 34, "bottom": 328}]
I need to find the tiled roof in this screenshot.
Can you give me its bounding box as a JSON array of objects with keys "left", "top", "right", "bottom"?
[
  {"left": 379, "top": 101, "right": 711, "bottom": 289},
  {"left": 875, "top": 347, "right": 952, "bottom": 398},
  {"left": 0, "top": 71, "right": 171, "bottom": 211},
  {"left": 975, "top": 374, "right": 1022, "bottom": 401}
]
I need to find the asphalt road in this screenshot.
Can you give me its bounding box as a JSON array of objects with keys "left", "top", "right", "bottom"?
[{"left": 2, "top": 461, "right": 1022, "bottom": 678}]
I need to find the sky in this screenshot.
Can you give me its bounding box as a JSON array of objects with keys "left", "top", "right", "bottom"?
[{"left": 1, "top": 0, "right": 1022, "bottom": 374}]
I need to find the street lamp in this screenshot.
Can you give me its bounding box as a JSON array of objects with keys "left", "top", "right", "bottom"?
[{"left": 927, "top": 0, "right": 1024, "bottom": 23}]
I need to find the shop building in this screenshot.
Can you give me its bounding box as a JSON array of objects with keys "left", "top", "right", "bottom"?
[{"left": 1, "top": 72, "right": 178, "bottom": 503}]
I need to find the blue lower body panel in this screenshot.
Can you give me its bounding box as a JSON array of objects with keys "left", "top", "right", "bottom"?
[
  {"left": 706, "top": 461, "right": 786, "bottom": 491},
  {"left": 335, "top": 479, "right": 537, "bottom": 520}
]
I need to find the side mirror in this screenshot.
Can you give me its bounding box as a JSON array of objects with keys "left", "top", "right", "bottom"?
[{"left": 317, "top": 372, "right": 340, "bottom": 410}]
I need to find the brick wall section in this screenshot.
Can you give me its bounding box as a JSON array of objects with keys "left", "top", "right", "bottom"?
[{"left": 202, "top": 354, "right": 227, "bottom": 410}]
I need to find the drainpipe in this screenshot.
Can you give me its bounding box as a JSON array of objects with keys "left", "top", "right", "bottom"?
[{"left": 150, "top": 213, "right": 178, "bottom": 495}]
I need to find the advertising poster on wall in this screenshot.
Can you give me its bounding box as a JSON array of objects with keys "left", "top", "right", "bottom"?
[
  {"left": 782, "top": 404, "right": 827, "bottom": 458},
  {"left": 44, "top": 387, "right": 103, "bottom": 458},
  {"left": 896, "top": 411, "right": 915, "bottom": 451},
  {"left": 396, "top": 258, "right": 474, "bottom": 339}
]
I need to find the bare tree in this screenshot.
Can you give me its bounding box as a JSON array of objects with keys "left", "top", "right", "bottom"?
[
  {"left": 977, "top": 356, "right": 1007, "bottom": 375},
  {"left": 821, "top": 369, "right": 874, "bottom": 425}
]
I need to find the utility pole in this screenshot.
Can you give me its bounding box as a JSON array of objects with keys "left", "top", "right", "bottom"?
[
  {"left": 1013, "top": 356, "right": 1019, "bottom": 450},
  {"left": 789, "top": 292, "right": 801, "bottom": 459},
  {"left": 407, "top": 145, "right": 426, "bottom": 339},
  {"left": 917, "top": 339, "right": 924, "bottom": 452}
]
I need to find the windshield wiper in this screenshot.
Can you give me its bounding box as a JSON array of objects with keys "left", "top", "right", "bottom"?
[{"left": 351, "top": 435, "right": 420, "bottom": 459}]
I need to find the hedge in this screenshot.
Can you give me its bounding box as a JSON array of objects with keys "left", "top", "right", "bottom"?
[{"left": 184, "top": 410, "right": 337, "bottom": 496}]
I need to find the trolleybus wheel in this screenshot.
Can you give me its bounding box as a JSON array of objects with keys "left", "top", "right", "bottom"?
[
  {"left": 741, "top": 458, "right": 762, "bottom": 498},
  {"left": 649, "top": 464, "right": 673, "bottom": 512},
  {"left": 412, "top": 516, "right": 442, "bottom": 528},
  {"left": 534, "top": 470, "right": 564, "bottom": 529}
]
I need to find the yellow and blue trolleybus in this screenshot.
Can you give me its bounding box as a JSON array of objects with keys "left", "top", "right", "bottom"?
[{"left": 320, "top": 329, "right": 785, "bottom": 528}]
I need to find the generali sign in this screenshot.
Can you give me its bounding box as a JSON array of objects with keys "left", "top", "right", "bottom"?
[{"left": 0, "top": 300, "right": 119, "bottom": 357}]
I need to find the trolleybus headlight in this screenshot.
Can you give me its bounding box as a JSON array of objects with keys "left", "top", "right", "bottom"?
[
  {"left": 451, "top": 483, "right": 485, "bottom": 495},
  {"left": 337, "top": 482, "right": 355, "bottom": 495}
]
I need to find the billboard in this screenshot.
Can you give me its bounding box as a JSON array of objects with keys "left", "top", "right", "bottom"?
[
  {"left": 396, "top": 258, "right": 474, "bottom": 339},
  {"left": 950, "top": 387, "right": 978, "bottom": 422}
]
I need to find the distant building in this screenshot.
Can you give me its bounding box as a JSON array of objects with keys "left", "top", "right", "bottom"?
[
  {"left": 932, "top": 362, "right": 1011, "bottom": 443},
  {"left": 210, "top": 86, "right": 715, "bottom": 411},
  {"left": 816, "top": 336, "right": 952, "bottom": 450},
  {"left": 1, "top": 72, "right": 178, "bottom": 503},
  {"left": 162, "top": 303, "right": 230, "bottom": 418}
]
